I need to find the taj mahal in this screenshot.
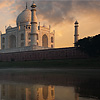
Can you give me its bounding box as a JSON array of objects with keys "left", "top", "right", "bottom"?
[
  {"left": 0, "top": 2, "right": 79, "bottom": 54},
  {"left": 0, "top": 2, "right": 55, "bottom": 53},
  {"left": 0, "top": 2, "right": 83, "bottom": 62}
]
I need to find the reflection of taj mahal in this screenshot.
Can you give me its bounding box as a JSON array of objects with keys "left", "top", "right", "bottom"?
[
  {"left": 0, "top": 2, "right": 55, "bottom": 53},
  {"left": 0, "top": 84, "right": 55, "bottom": 100}
]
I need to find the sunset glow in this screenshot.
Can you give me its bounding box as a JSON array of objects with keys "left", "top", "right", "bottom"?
[{"left": 0, "top": 0, "right": 100, "bottom": 48}]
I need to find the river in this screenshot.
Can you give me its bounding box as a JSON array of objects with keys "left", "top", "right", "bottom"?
[{"left": 0, "top": 69, "right": 99, "bottom": 100}]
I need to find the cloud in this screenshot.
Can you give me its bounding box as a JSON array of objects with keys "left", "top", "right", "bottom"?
[
  {"left": 34, "top": 1, "right": 100, "bottom": 25},
  {"left": 5, "top": 0, "right": 100, "bottom": 25},
  {"left": 37, "top": 1, "right": 74, "bottom": 24},
  {"left": 1, "top": 0, "right": 100, "bottom": 26},
  {"left": 0, "top": 0, "right": 15, "bottom": 9}
]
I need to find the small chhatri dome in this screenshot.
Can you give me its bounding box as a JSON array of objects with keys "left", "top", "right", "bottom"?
[
  {"left": 7, "top": 25, "right": 12, "bottom": 29},
  {"left": 16, "top": 7, "right": 31, "bottom": 26},
  {"left": 31, "top": 1, "right": 37, "bottom": 8},
  {"left": 26, "top": 22, "right": 31, "bottom": 26},
  {"left": 75, "top": 20, "right": 79, "bottom": 24}
]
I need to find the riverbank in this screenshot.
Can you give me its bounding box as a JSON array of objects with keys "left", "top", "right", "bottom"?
[{"left": 0, "top": 57, "right": 100, "bottom": 69}]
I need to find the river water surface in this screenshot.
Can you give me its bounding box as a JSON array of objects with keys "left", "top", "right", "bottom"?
[{"left": 0, "top": 69, "right": 100, "bottom": 100}]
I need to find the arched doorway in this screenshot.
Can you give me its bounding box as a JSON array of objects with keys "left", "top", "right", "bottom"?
[
  {"left": 42, "top": 34, "right": 48, "bottom": 47},
  {"left": 9, "top": 35, "right": 16, "bottom": 48},
  {"left": 2, "top": 37, "right": 5, "bottom": 43},
  {"left": 42, "top": 86, "right": 48, "bottom": 99},
  {"left": 21, "top": 34, "right": 24, "bottom": 40}
]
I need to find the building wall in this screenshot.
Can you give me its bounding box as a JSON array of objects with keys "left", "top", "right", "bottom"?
[
  {"left": 0, "top": 32, "right": 2, "bottom": 49},
  {"left": 1, "top": 34, "right": 6, "bottom": 49},
  {"left": 1, "top": 25, "right": 55, "bottom": 50},
  {"left": 38, "top": 26, "right": 55, "bottom": 48},
  {"left": 0, "top": 47, "right": 88, "bottom": 62}
]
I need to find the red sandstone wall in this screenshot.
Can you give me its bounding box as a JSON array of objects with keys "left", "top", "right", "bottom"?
[{"left": 0, "top": 47, "right": 88, "bottom": 62}]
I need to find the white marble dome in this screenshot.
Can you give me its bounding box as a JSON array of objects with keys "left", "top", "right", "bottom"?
[{"left": 16, "top": 8, "right": 31, "bottom": 26}]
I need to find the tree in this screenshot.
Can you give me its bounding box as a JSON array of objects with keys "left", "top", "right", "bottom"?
[{"left": 76, "top": 34, "right": 100, "bottom": 57}]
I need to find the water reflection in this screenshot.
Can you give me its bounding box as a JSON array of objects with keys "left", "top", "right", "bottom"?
[
  {"left": 0, "top": 69, "right": 99, "bottom": 100},
  {"left": 1, "top": 85, "right": 55, "bottom": 100}
]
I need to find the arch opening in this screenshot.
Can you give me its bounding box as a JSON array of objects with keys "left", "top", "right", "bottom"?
[
  {"left": 2, "top": 37, "right": 5, "bottom": 43},
  {"left": 9, "top": 35, "right": 16, "bottom": 48},
  {"left": 42, "top": 34, "right": 48, "bottom": 48},
  {"left": 51, "top": 37, "right": 53, "bottom": 43},
  {"left": 42, "top": 86, "right": 48, "bottom": 99},
  {"left": 21, "top": 34, "right": 24, "bottom": 40}
]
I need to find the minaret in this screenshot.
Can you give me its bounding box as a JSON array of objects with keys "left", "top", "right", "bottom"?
[
  {"left": 74, "top": 20, "right": 79, "bottom": 47},
  {"left": 30, "top": 1, "right": 38, "bottom": 46}
]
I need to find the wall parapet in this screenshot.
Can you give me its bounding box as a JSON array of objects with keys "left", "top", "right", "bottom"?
[{"left": 0, "top": 47, "right": 88, "bottom": 62}]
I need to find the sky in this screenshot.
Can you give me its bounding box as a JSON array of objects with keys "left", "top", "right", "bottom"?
[{"left": 0, "top": 0, "right": 100, "bottom": 48}]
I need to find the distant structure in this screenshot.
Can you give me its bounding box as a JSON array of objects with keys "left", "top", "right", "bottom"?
[
  {"left": 0, "top": 2, "right": 55, "bottom": 53},
  {"left": 74, "top": 20, "right": 79, "bottom": 47}
]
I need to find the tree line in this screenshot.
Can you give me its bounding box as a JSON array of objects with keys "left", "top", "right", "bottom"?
[{"left": 76, "top": 34, "right": 100, "bottom": 57}]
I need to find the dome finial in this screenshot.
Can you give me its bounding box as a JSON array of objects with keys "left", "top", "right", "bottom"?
[
  {"left": 75, "top": 20, "right": 78, "bottom": 24},
  {"left": 31, "top": 1, "right": 37, "bottom": 8},
  {"left": 26, "top": 2, "right": 27, "bottom": 9}
]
